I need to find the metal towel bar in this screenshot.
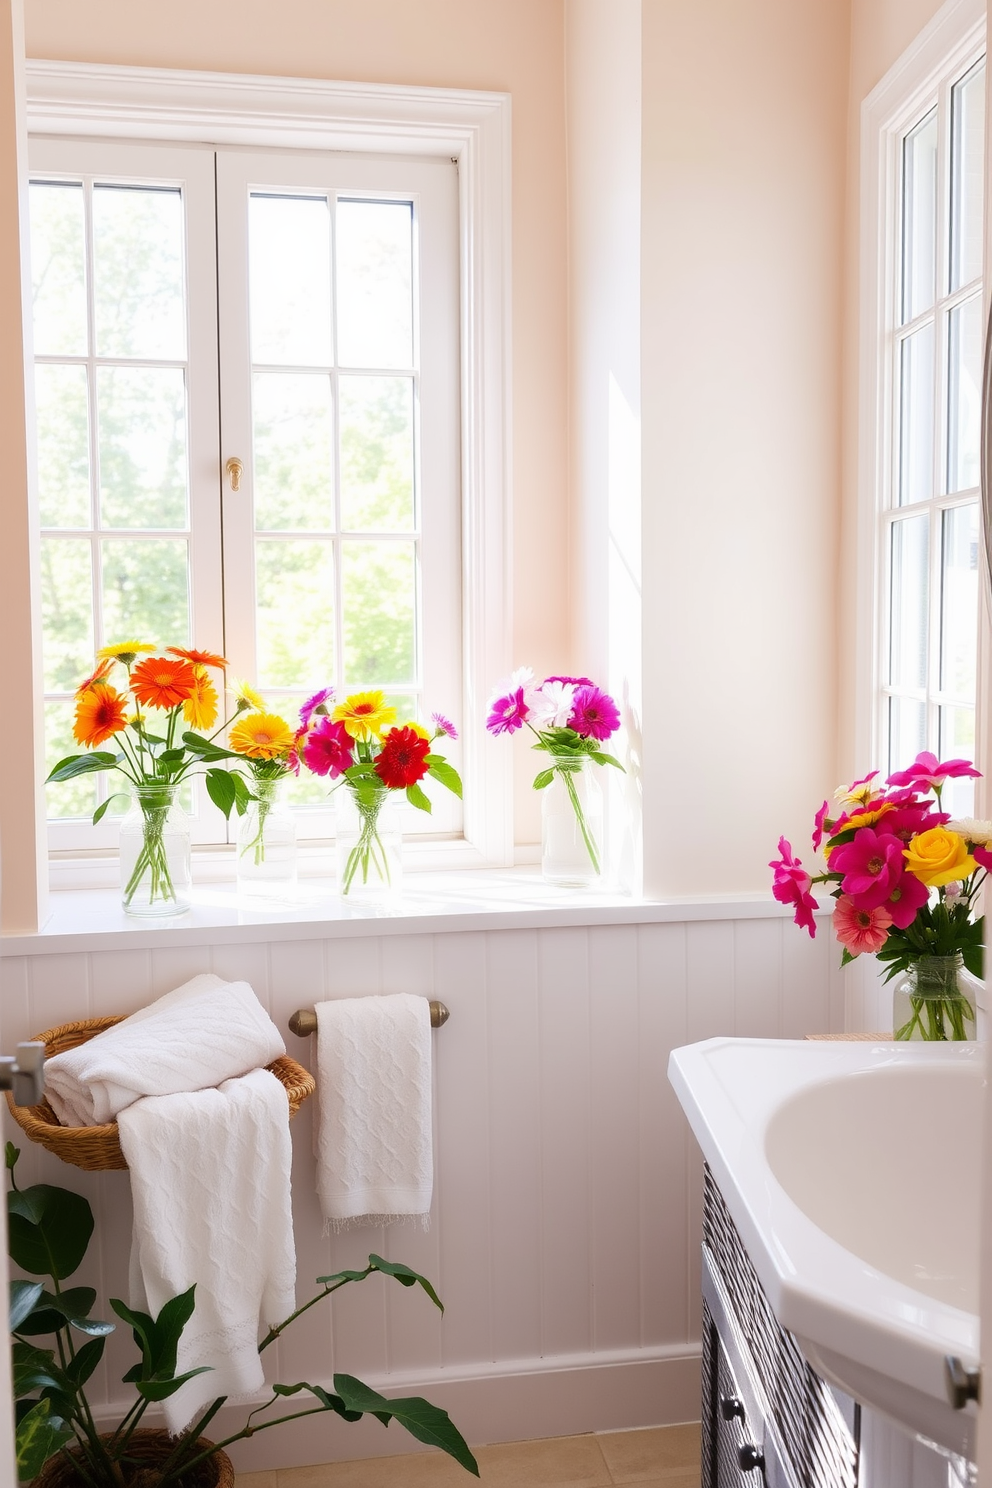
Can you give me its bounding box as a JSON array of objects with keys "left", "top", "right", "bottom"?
[{"left": 288, "top": 1001, "right": 450, "bottom": 1037}]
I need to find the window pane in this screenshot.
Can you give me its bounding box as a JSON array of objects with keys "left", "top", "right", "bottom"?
[
  {"left": 45, "top": 701, "right": 97, "bottom": 819},
  {"left": 253, "top": 372, "right": 334, "bottom": 532},
  {"left": 40, "top": 538, "right": 93, "bottom": 692},
  {"left": 889, "top": 514, "right": 929, "bottom": 689},
  {"left": 342, "top": 540, "right": 416, "bottom": 685},
  {"left": 97, "top": 366, "right": 188, "bottom": 530},
  {"left": 93, "top": 185, "right": 186, "bottom": 360},
  {"left": 940, "top": 705, "right": 976, "bottom": 815},
  {"left": 336, "top": 199, "right": 414, "bottom": 369},
  {"left": 950, "top": 62, "right": 985, "bottom": 292},
  {"left": 101, "top": 538, "right": 190, "bottom": 644},
  {"left": 35, "top": 363, "right": 90, "bottom": 528},
  {"left": 898, "top": 323, "right": 934, "bottom": 505},
  {"left": 29, "top": 182, "right": 87, "bottom": 357},
  {"left": 255, "top": 539, "right": 335, "bottom": 687},
  {"left": 888, "top": 695, "right": 927, "bottom": 777},
  {"left": 902, "top": 108, "right": 938, "bottom": 322},
  {"left": 947, "top": 294, "right": 982, "bottom": 493},
  {"left": 940, "top": 503, "right": 979, "bottom": 698},
  {"left": 340, "top": 375, "right": 415, "bottom": 531},
  {"left": 249, "top": 195, "right": 332, "bottom": 367}
]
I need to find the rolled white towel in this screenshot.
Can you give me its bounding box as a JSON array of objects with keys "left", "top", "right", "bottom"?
[{"left": 44, "top": 974, "right": 286, "bottom": 1127}]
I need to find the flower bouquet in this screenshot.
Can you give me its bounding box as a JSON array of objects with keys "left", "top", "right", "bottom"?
[
  {"left": 486, "top": 669, "right": 624, "bottom": 883},
  {"left": 771, "top": 752, "right": 987, "bottom": 1040},
  {"left": 47, "top": 643, "right": 229, "bottom": 915},
  {"left": 300, "top": 690, "right": 462, "bottom": 896}
]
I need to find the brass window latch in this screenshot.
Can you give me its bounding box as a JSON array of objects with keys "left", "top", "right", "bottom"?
[{"left": 225, "top": 457, "right": 244, "bottom": 492}]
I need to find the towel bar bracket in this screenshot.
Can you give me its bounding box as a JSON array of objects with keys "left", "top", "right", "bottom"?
[
  {"left": 288, "top": 1001, "right": 449, "bottom": 1038},
  {"left": 0, "top": 1042, "right": 46, "bottom": 1107}
]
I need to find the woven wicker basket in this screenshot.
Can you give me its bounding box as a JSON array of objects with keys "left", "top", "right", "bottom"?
[
  {"left": 5, "top": 1014, "right": 315, "bottom": 1172},
  {"left": 33, "top": 1428, "right": 234, "bottom": 1487}
]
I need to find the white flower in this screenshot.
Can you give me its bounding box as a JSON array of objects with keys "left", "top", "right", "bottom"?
[
  {"left": 946, "top": 818, "right": 992, "bottom": 845},
  {"left": 528, "top": 680, "right": 576, "bottom": 729},
  {"left": 487, "top": 665, "right": 541, "bottom": 714}
]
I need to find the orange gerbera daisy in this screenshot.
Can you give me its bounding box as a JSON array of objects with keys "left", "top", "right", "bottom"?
[
  {"left": 130, "top": 656, "right": 197, "bottom": 710},
  {"left": 229, "top": 712, "right": 296, "bottom": 759},
  {"left": 183, "top": 671, "right": 220, "bottom": 730},
  {"left": 333, "top": 690, "right": 397, "bottom": 740},
  {"left": 72, "top": 684, "right": 129, "bottom": 747},
  {"left": 167, "top": 646, "right": 229, "bottom": 671},
  {"left": 75, "top": 658, "right": 115, "bottom": 697}
]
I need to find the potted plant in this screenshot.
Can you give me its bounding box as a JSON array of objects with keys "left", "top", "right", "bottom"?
[{"left": 6, "top": 1146, "right": 479, "bottom": 1485}]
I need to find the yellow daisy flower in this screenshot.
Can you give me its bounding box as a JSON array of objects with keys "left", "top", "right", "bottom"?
[
  {"left": 333, "top": 690, "right": 397, "bottom": 740},
  {"left": 96, "top": 640, "right": 156, "bottom": 668},
  {"left": 183, "top": 671, "right": 220, "bottom": 731},
  {"left": 229, "top": 677, "right": 266, "bottom": 715},
  {"left": 229, "top": 711, "right": 295, "bottom": 759}
]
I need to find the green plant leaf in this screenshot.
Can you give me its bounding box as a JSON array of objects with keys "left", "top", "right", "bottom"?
[
  {"left": 46, "top": 752, "right": 117, "bottom": 783},
  {"left": 205, "top": 767, "right": 237, "bottom": 818},
  {"left": 365, "top": 1254, "right": 444, "bottom": 1313},
  {"left": 15, "top": 1398, "right": 72, "bottom": 1483},
  {"left": 6, "top": 1142, "right": 20, "bottom": 1172},
  {"left": 270, "top": 1380, "right": 362, "bottom": 1421},
  {"left": 839, "top": 948, "right": 857, "bottom": 968},
  {"left": 405, "top": 783, "right": 432, "bottom": 813},
  {"left": 588, "top": 751, "right": 624, "bottom": 770},
  {"left": 92, "top": 792, "right": 129, "bottom": 825},
  {"left": 9, "top": 1281, "right": 44, "bottom": 1331},
  {"left": 65, "top": 1336, "right": 105, "bottom": 1388},
  {"left": 16, "top": 1287, "right": 113, "bottom": 1339},
  {"left": 425, "top": 758, "right": 462, "bottom": 797},
  {"left": 532, "top": 768, "right": 554, "bottom": 790},
  {"left": 182, "top": 732, "right": 239, "bottom": 762},
  {"left": 8, "top": 1186, "right": 94, "bottom": 1279},
  {"left": 134, "top": 1366, "right": 213, "bottom": 1401},
  {"left": 333, "top": 1375, "right": 479, "bottom": 1475},
  {"left": 11, "top": 1343, "right": 70, "bottom": 1399},
  {"left": 111, "top": 1285, "right": 196, "bottom": 1381},
  {"left": 110, "top": 1298, "right": 156, "bottom": 1368}
]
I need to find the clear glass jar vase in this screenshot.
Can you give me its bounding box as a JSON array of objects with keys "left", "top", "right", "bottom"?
[
  {"left": 119, "top": 782, "right": 191, "bottom": 917},
  {"left": 892, "top": 954, "right": 978, "bottom": 1041},
  {"left": 336, "top": 781, "right": 402, "bottom": 899},
  {"left": 237, "top": 775, "right": 297, "bottom": 902},
  {"left": 541, "top": 754, "right": 604, "bottom": 887}
]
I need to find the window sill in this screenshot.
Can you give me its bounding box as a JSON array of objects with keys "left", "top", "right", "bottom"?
[{"left": 0, "top": 869, "right": 803, "bottom": 955}]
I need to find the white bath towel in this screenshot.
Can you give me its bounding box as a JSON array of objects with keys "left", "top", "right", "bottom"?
[
  {"left": 118, "top": 1067, "right": 297, "bottom": 1435},
  {"left": 314, "top": 994, "right": 433, "bottom": 1231},
  {"left": 44, "top": 974, "right": 286, "bottom": 1127}
]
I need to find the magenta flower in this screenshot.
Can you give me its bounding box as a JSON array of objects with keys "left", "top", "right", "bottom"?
[
  {"left": 974, "top": 845, "right": 992, "bottom": 873},
  {"left": 769, "top": 837, "right": 818, "bottom": 937},
  {"left": 812, "top": 800, "right": 830, "bottom": 852},
  {"left": 880, "top": 802, "right": 947, "bottom": 844},
  {"left": 286, "top": 723, "right": 308, "bottom": 776},
  {"left": 545, "top": 675, "right": 594, "bottom": 687},
  {"left": 300, "top": 686, "right": 335, "bottom": 727},
  {"left": 886, "top": 751, "right": 981, "bottom": 790},
  {"left": 302, "top": 716, "right": 354, "bottom": 778},
  {"left": 568, "top": 685, "right": 620, "bottom": 741},
  {"left": 833, "top": 895, "right": 893, "bottom": 955},
  {"left": 431, "top": 711, "right": 458, "bottom": 740},
  {"left": 874, "top": 866, "right": 930, "bottom": 929},
  {"left": 827, "top": 827, "right": 907, "bottom": 908},
  {"left": 486, "top": 687, "right": 529, "bottom": 735}
]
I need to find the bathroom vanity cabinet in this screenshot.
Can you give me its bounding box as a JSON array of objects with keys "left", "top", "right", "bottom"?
[{"left": 701, "top": 1166, "right": 972, "bottom": 1488}]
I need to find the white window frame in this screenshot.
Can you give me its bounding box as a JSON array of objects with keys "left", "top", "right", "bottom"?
[
  {"left": 25, "top": 59, "right": 514, "bottom": 875},
  {"left": 857, "top": 0, "right": 989, "bottom": 808}
]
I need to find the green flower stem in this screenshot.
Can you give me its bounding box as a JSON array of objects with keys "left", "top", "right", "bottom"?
[
  {"left": 342, "top": 791, "right": 391, "bottom": 893},
  {"left": 556, "top": 762, "right": 600, "bottom": 874},
  {"left": 122, "top": 793, "right": 177, "bottom": 910},
  {"left": 893, "top": 956, "right": 975, "bottom": 1041}
]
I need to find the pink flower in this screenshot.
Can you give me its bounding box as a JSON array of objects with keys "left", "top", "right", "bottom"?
[
  {"left": 286, "top": 724, "right": 308, "bottom": 776},
  {"left": 875, "top": 866, "right": 929, "bottom": 929},
  {"left": 568, "top": 685, "right": 621, "bottom": 741},
  {"left": 486, "top": 687, "right": 530, "bottom": 735},
  {"left": 431, "top": 711, "right": 458, "bottom": 740},
  {"left": 886, "top": 751, "right": 981, "bottom": 791},
  {"left": 770, "top": 837, "right": 819, "bottom": 937},
  {"left": 300, "top": 686, "right": 335, "bottom": 727},
  {"left": 974, "top": 845, "right": 992, "bottom": 873},
  {"left": 880, "top": 802, "right": 947, "bottom": 843},
  {"left": 812, "top": 800, "right": 830, "bottom": 852},
  {"left": 827, "top": 827, "right": 907, "bottom": 908},
  {"left": 302, "top": 717, "right": 354, "bottom": 778},
  {"left": 833, "top": 895, "right": 893, "bottom": 955},
  {"left": 545, "top": 675, "right": 594, "bottom": 686}
]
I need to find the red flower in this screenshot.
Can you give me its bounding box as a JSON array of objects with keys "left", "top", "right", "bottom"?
[
  {"left": 302, "top": 718, "right": 354, "bottom": 779},
  {"left": 374, "top": 726, "right": 430, "bottom": 789}
]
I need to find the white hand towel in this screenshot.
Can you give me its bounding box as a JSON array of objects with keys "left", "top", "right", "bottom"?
[
  {"left": 118, "top": 1067, "right": 297, "bottom": 1435},
  {"left": 314, "top": 993, "right": 433, "bottom": 1231},
  {"left": 44, "top": 974, "right": 286, "bottom": 1127}
]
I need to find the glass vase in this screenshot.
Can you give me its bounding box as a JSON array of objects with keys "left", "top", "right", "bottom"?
[
  {"left": 336, "top": 781, "right": 402, "bottom": 900},
  {"left": 119, "top": 783, "right": 191, "bottom": 917},
  {"left": 237, "top": 775, "right": 297, "bottom": 902},
  {"left": 892, "top": 954, "right": 978, "bottom": 1041},
  {"left": 541, "top": 754, "right": 604, "bottom": 887}
]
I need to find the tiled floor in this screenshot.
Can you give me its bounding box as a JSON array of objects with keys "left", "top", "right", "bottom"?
[{"left": 235, "top": 1423, "right": 701, "bottom": 1488}]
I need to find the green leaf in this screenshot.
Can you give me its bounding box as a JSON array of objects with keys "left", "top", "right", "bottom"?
[
  {"left": 109, "top": 1298, "right": 156, "bottom": 1368},
  {"left": 425, "top": 758, "right": 462, "bottom": 798},
  {"left": 14, "top": 1286, "right": 102, "bottom": 1337},
  {"left": 333, "top": 1375, "right": 479, "bottom": 1475},
  {"left": 405, "top": 783, "right": 432, "bottom": 814},
  {"left": 588, "top": 751, "right": 624, "bottom": 770},
  {"left": 134, "top": 1366, "right": 214, "bottom": 1401},
  {"left": 6, "top": 1142, "right": 20, "bottom": 1171},
  {"left": 270, "top": 1380, "right": 362, "bottom": 1422},
  {"left": 182, "top": 732, "right": 239, "bottom": 762},
  {"left": 839, "top": 948, "right": 858, "bottom": 968},
  {"left": 365, "top": 1254, "right": 444, "bottom": 1313},
  {"left": 15, "top": 1398, "right": 72, "bottom": 1483},
  {"left": 46, "top": 752, "right": 117, "bottom": 783},
  {"left": 11, "top": 1343, "right": 70, "bottom": 1399},
  {"left": 65, "top": 1336, "right": 105, "bottom": 1389},
  {"left": 9, "top": 1282, "right": 44, "bottom": 1332},
  {"left": 532, "top": 768, "right": 554, "bottom": 791},
  {"left": 8, "top": 1186, "right": 94, "bottom": 1280},
  {"left": 111, "top": 1285, "right": 196, "bottom": 1382},
  {"left": 205, "top": 767, "right": 237, "bottom": 818},
  {"left": 92, "top": 792, "right": 128, "bottom": 825}
]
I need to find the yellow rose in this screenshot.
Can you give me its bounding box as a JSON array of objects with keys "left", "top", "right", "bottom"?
[{"left": 903, "top": 827, "right": 977, "bottom": 887}]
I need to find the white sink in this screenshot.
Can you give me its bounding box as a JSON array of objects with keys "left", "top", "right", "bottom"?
[{"left": 668, "top": 1038, "right": 983, "bottom": 1456}]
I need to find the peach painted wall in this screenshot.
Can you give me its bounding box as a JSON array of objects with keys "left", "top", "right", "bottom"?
[
  {"left": 22, "top": 0, "right": 570, "bottom": 848},
  {"left": 639, "top": 0, "right": 850, "bottom": 895}
]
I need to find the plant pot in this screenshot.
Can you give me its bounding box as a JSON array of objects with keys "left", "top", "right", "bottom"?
[
  {"left": 335, "top": 780, "right": 402, "bottom": 899},
  {"left": 236, "top": 774, "right": 298, "bottom": 902},
  {"left": 541, "top": 753, "right": 604, "bottom": 887},
  {"left": 32, "top": 1428, "right": 234, "bottom": 1488},
  {"left": 892, "top": 954, "right": 979, "bottom": 1040},
  {"left": 119, "top": 783, "right": 191, "bottom": 917}
]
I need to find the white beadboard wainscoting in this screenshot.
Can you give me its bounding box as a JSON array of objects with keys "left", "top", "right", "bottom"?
[{"left": 0, "top": 891, "right": 856, "bottom": 1471}]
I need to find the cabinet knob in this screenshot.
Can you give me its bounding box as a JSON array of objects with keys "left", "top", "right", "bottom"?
[
  {"left": 720, "top": 1395, "right": 745, "bottom": 1421},
  {"left": 738, "top": 1443, "right": 765, "bottom": 1474}
]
